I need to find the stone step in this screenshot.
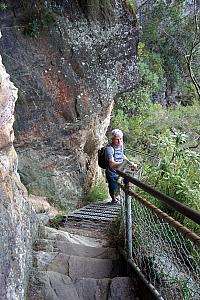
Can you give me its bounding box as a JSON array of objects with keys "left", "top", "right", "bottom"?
[
  {"left": 74, "top": 277, "right": 136, "bottom": 300},
  {"left": 68, "top": 255, "right": 126, "bottom": 281},
  {"left": 39, "top": 225, "right": 111, "bottom": 247},
  {"left": 28, "top": 271, "right": 79, "bottom": 300},
  {"left": 33, "top": 251, "right": 70, "bottom": 275},
  {"left": 33, "top": 251, "right": 126, "bottom": 280},
  {"left": 34, "top": 238, "right": 119, "bottom": 259},
  {"left": 28, "top": 271, "right": 136, "bottom": 300}
]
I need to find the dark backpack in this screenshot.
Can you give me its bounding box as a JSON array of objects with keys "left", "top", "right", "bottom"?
[
  {"left": 98, "top": 147, "right": 107, "bottom": 169},
  {"left": 98, "top": 145, "right": 115, "bottom": 169}
]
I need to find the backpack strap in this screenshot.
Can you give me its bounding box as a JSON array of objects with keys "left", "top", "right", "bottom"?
[{"left": 111, "top": 144, "right": 124, "bottom": 161}]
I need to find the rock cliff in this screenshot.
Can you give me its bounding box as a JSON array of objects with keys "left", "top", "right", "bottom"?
[
  {"left": 0, "top": 0, "right": 138, "bottom": 210},
  {"left": 0, "top": 40, "right": 37, "bottom": 299}
]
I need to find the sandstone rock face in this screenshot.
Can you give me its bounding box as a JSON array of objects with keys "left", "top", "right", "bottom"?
[
  {"left": 0, "top": 51, "right": 37, "bottom": 299},
  {"left": 0, "top": 0, "right": 138, "bottom": 210}
]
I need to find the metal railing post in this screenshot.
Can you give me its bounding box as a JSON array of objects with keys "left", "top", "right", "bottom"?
[{"left": 125, "top": 179, "right": 133, "bottom": 259}]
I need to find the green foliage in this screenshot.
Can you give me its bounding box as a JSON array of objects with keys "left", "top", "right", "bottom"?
[
  {"left": 138, "top": 42, "right": 165, "bottom": 92},
  {"left": 130, "top": 118, "right": 200, "bottom": 233},
  {"left": 135, "top": 14, "right": 199, "bottom": 104},
  {"left": 20, "top": 0, "right": 56, "bottom": 37},
  {"left": 49, "top": 214, "right": 65, "bottom": 229},
  {"left": 138, "top": 131, "right": 200, "bottom": 234},
  {"left": 109, "top": 214, "right": 124, "bottom": 247},
  {"left": 140, "top": 0, "right": 200, "bottom": 96},
  {"left": 113, "top": 89, "right": 200, "bottom": 151},
  {"left": 0, "top": 2, "right": 7, "bottom": 11},
  {"left": 112, "top": 108, "right": 129, "bottom": 132},
  {"left": 146, "top": 132, "right": 200, "bottom": 199},
  {"left": 113, "top": 42, "right": 166, "bottom": 131},
  {"left": 124, "top": 0, "right": 137, "bottom": 14},
  {"left": 84, "top": 180, "right": 108, "bottom": 204},
  {"left": 112, "top": 92, "right": 200, "bottom": 233},
  {"left": 24, "top": 17, "right": 40, "bottom": 37}
]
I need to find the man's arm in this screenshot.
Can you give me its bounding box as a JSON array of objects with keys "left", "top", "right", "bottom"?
[
  {"left": 108, "top": 157, "right": 123, "bottom": 168},
  {"left": 123, "top": 154, "right": 138, "bottom": 170}
]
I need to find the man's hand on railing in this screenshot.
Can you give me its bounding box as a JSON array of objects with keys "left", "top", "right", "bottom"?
[
  {"left": 130, "top": 163, "right": 140, "bottom": 172},
  {"left": 117, "top": 158, "right": 142, "bottom": 174},
  {"left": 126, "top": 160, "right": 141, "bottom": 172}
]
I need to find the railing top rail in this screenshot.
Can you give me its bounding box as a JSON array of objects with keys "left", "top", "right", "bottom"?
[{"left": 117, "top": 168, "right": 200, "bottom": 226}]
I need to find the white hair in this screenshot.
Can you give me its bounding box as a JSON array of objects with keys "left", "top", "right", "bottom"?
[{"left": 111, "top": 129, "right": 123, "bottom": 137}]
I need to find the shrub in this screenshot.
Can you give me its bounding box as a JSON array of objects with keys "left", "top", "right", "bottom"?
[
  {"left": 112, "top": 86, "right": 200, "bottom": 234},
  {"left": 24, "top": 17, "right": 40, "bottom": 37},
  {"left": 136, "top": 131, "right": 200, "bottom": 234},
  {"left": 49, "top": 214, "right": 66, "bottom": 229},
  {"left": 84, "top": 180, "right": 108, "bottom": 204},
  {"left": 109, "top": 214, "right": 124, "bottom": 247},
  {"left": 0, "top": 2, "right": 7, "bottom": 11},
  {"left": 20, "top": 0, "right": 56, "bottom": 37}
]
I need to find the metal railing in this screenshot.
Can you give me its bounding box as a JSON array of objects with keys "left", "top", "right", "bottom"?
[{"left": 117, "top": 164, "right": 200, "bottom": 300}]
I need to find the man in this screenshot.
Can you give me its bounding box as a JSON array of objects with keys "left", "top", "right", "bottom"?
[{"left": 105, "top": 129, "right": 138, "bottom": 203}]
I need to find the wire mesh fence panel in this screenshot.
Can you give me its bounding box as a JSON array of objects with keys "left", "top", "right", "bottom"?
[
  {"left": 126, "top": 197, "right": 200, "bottom": 300},
  {"left": 126, "top": 149, "right": 160, "bottom": 168}
]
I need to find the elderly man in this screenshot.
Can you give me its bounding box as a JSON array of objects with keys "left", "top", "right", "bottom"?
[{"left": 105, "top": 129, "right": 138, "bottom": 203}]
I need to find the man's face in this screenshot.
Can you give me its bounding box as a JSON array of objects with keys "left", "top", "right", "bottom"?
[{"left": 112, "top": 135, "right": 123, "bottom": 146}]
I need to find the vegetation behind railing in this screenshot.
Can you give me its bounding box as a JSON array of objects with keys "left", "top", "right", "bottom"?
[
  {"left": 124, "top": 145, "right": 200, "bottom": 235},
  {"left": 118, "top": 167, "right": 200, "bottom": 300}
]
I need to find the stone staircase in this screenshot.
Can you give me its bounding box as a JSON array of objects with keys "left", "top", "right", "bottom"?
[{"left": 28, "top": 224, "right": 137, "bottom": 300}]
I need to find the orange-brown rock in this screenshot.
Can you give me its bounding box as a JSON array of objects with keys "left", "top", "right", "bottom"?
[{"left": 0, "top": 1, "right": 138, "bottom": 210}]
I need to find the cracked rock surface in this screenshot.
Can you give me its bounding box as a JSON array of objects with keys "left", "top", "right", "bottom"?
[{"left": 0, "top": 38, "right": 37, "bottom": 300}]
